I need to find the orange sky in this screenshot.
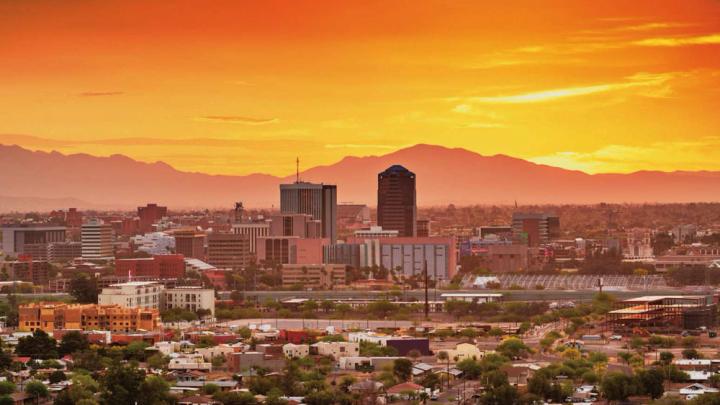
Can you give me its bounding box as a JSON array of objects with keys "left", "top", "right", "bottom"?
[{"left": 1, "top": 0, "right": 719, "bottom": 176}]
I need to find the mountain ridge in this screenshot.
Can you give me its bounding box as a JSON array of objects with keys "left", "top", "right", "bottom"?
[{"left": 1, "top": 143, "right": 720, "bottom": 212}]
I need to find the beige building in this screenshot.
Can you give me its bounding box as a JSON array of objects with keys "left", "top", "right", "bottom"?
[
  {"left": 207, "top": 233, "right": 251, "bottom": 270},
  {"left": 283, "top": 343, "right": 310, "bottom": 359},
  {"left": 98, "top": 281, "right": 164, "bottom": 310},
  {"left": 281, "top": 264, "right": 346, "bottom": 289},
  {"left": 441, "top": 343, "right": 488, "bottom": 363},
  {"left": 163, "top": 286, "right": 215, "bottom": 316},
  {"left": 311, "top": 341, "right": 360, "bottom": 360}
]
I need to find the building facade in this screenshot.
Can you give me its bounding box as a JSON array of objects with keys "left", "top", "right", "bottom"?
[
  {"left": 81, "top": 219, "right": 114, "bottom": 260},
  {"left": 280, "top": 182, "right": 337, "bottom": 243},
  {"left": 19, "top": 302, "right": 160, "bottom": 333},
  {"left": 207, "top": 233, "right": 251, "bottom": 270},
  {"left": 98, "top": 281, "right": 164, "bottom": 309},
  {"left": 281, "top": 264, "right": 346, "bottom": 289},
  {"left": 163, "top": 286, "right": 215, "bottom": 316},
  {"left": 115, "top": 254, "right": 185, "bottom": 279},
  {"left": 138, "top": 203, "right": 168, "bottom": 233},
  {"left": 173, "top": 230, "right": 206, "bottom": 259},
  {"left": 231, "top": 222, "right": 270, "bottom": 253},
  {"left": 1, "top": 225, "right": 66, "bottom": 256},
  {"left": 377, "top": 165, "right": 416, "bottom": 237}
]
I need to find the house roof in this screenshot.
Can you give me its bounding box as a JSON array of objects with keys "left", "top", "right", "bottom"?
[{"left": 387, "top": 382, "right": 424, "bottom": 394}]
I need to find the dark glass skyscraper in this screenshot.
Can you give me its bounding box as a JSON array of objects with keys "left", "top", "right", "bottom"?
[{"left": 377, "top": 165, "right": 416, "bottom": 237}]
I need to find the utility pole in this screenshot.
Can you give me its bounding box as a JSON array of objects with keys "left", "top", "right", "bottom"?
[{"left": 424, "top": 260, "right": 429, "bottom": 320}]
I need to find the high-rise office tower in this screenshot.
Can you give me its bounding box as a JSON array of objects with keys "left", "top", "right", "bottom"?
[
  {"left": 377, "top": 165, "right": 416, "bottom": 237},
  {"left": 280, "top": 182, "right": 337, "bottom": 243},
  {"left": 511, "top": 212, "right": 560, "bottom": 246}
]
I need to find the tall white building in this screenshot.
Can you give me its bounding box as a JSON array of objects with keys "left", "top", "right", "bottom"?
[
  {"left": 98, "top": 281, "right": 164, "bottom": 309},
  {"left": 81, "top": 219, "right": 114, "bottom": 260},
  {"left": 131, "top": 232, "right": 175, "bottom": 255}
]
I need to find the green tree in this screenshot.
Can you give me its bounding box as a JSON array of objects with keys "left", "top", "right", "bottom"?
[
  {"left": 393, "top": 358, "right": 413, "bottom": 382},
  {"left": 138, "top": 375, "right": 173, "bottom": 405},
  {"left": 600, "top": 372, "right": 637, "bottom": 403},
  {"left": 0, "top": 396, "right": 13, "bottom": 405},
  {"left": 495, "top": 337, "right": 531, "bottom": 359},
  {"left": 214, "top": 391, "right": 258, "bottom": 405},
  {"left": 147, "top": 353, "right": 169, "bottom": 370},
  {"left": 637, "top": 367, "right": 665, "bottom": 399},
  {"left": 100, "top": 362, "right": 145, "bottom": 404},
  {"left": 25, "top": 380, "right": 49, "bottom": 405},
  {"left": 15, "top": 330, "right": 58, "bottom": 359},
  {"left": 49, "top": 370, "right": 67, "bottom": 383},
  {"left": 0, "top": 382, "right": 15, "bottom": 395},
  {"left": 456, "top": 358, "right": 482, "bottom": 380},
  {"left": 58, "top": 330, "right": 90, "bottom": 356},
  {"left": 69, "top": 273, "right": 98, "bottom": 304},
  {"left": 125, "top": 341, "right": 150, "bottom": 361}
]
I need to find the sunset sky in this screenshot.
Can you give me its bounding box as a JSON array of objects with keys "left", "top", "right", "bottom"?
[{"left": 1, "top": 0, "right": 719, "bottom": 176}]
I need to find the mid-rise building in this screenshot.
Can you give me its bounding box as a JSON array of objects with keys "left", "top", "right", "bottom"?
[
  {"left": 257, "top": 237, "right": 328, "bottom": 265},
  {"left": 269, "top": 214, "right": 322, "bottom": 238},
  {"left": 173, "top": 230, "right": 206, "bottom": 259},
  {"left": 115, "top": 254, "right": 185, "bottom": 279},
  {"left": 48, "top": 241, "right": 82, "bottom": 262},
  {"left": 280, "top": 182, "right": 337, "bottom": 243},
  {"left": 377, "top": 165, "right": 416, "bottom": 237},
  {"left": 99, "top": 281, "right": 164, "bottom": 309},
  {"left": 511, "top": 213, "right": 560, "bottom": 247},
  {"left": 348, "top": 236, "right": 457, "bottom": 281},
  {"left": 18, "top": 302, "right": 160, "bottom": 333},
  {"left": 138, "top": 203, "right": 168, "bottom": 233},
  {"left": 231, "top": 222, "right": 270, "bottom": 253},
  {"left": 1, "top": 225, "right": 66, "bottom": 256},
  {"left": 81, "top": 219, "right": 114, "bottom": 260},
  {"left": 354, "top": 226, "right": 399, "bottom": 239},
  {"left": 6, "top": 258, "right": 52, "bottom": 286},
  {"left": 416, "top": 219, "right": 431, "bottom": 237},
  {"left": 163, "top": 286, "right": 215, "bottom": 316},
  {"left": 281, "top": 264, "right": 346, "bottom": 289},
  {"left": 207, "top": 233, "right": 251, "bottom": 270},
  {"left": 131, "top": 232, "right": 175, "bottom": 255}
]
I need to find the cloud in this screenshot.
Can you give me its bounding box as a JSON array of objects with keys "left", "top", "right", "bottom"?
[
  {"left": 78, "top": 91, "right": 124, "bottom": 97},
  {"left": 197, "top": 115, "right": 278, "bottom": 125},
  {"left": 632, "top": 33, "right": 720, "bottom": 47},
  {"left": 529, "top": 138, "right": 720, "bottom": 173},
  {"left": 464, "top": 72, "right": 675, "bottom": 104}
]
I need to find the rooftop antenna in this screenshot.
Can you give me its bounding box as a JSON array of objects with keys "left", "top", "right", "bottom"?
[{"left": 296, "top": 157, "right": 300, "bottom": 183}]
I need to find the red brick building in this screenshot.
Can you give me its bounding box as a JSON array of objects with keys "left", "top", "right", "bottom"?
[
  {"left": 115, "top": 254, "right": 185, "bottom": 279},
  {"left": 138, "top": 203, "right": 168, "bottom": 233}
]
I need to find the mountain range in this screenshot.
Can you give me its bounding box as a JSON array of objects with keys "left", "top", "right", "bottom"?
[{"left": 1, "top": 143, "right": 720, "bottom": 212}]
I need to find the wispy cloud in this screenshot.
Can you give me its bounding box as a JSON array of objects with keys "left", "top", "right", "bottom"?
[
  {"left": 529, "top": 138, "right": 720, "bottom": 173},
  {"left": 633, "top": 33, "right": 720, "bottom": 47},
  {"left": 78, "top": 91, "right": 124, "bottom": 97},
  {"left": 463, "top": 72, "right": 676, "bottom": 104},
  {"left": 197, "top": 115, "right": 278, "bottom": 125}
]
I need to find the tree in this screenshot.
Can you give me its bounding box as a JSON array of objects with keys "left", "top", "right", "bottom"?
[
  {"left": 58, "top": 330, "right": 89, "bottom": 356},
  {"left": 15, "top": 330, "right": 58, "bottom": 359},
  {"left": 69, "top": 273, "right": 98, "bottom": 304},
  {"left": 660, "top": 351, "right": 675, "bottom": 365},
  {"left": 214, "top": 391, "right": 258, "bottom": 405},
  {"left": 457, "top": 358, "right": 482, "bottom": 379},
  {"left": 25, "top": 380, "right": 48, "bottom": 405},
  {"left": 690, "top": 393, "right": 720, "bottom": 405},
  {"left": 138, "top": 375, "right": 173, "bottom": 405},
  {"left": 495, "top": 337, "right": 531, "bottom": 359},
  {"left": 437, "top": 351, "right": 450, "bottom": 390},
  {"left": 0, "top": 396, "right": 13, "bottom": 405},
  {"left": 100, "top": 362, "right": 145, "bottom": 404},
  {"left": 637, "top": 367, "right": 665, "bottom": 399},
  {"left": 49, "top": 370, "right": 67, "bottom": 383},
  {"left": 147, "top": 353, "right": 169, "bottom": 370},
  {"left": 303, "top": 390, "right": 334, "bottom": 405},
  {"left": 393, "top": 358, "right": 413, "bottom": 382},
  {"left": 683, "top": 348, "right": 701, "bottom": 359},
  {"left": 407, "top": 349, "right": 422, "bottom": 360},
  {"left": 600, "top": 372, "right": 636, "bottom": 403},
  {"left": 125, "top": 340, "right": 150, "bottom": 361},
  {"left": 0, "top": 382, "right": 14, "bottom": 396}
]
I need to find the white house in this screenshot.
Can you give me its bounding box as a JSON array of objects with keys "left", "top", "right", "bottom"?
[
  {"left": 311, "top": 341, "right": 360, "bottom": 360},
  {"left": 283, "top": 343, "right": 310, "bottom": 359}
]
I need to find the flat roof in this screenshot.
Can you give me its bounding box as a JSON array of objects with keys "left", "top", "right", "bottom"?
[{"left": 623, "top": 295, "right": 705, "bottom": 302}]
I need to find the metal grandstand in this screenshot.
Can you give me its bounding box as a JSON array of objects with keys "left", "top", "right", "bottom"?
[{"left": 493, "top": 274, "right": 668, "bottom": 290}]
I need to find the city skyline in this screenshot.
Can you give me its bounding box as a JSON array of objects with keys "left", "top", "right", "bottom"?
[{"left": 1, "top": 1, "right": 720, "bottom": 177}]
